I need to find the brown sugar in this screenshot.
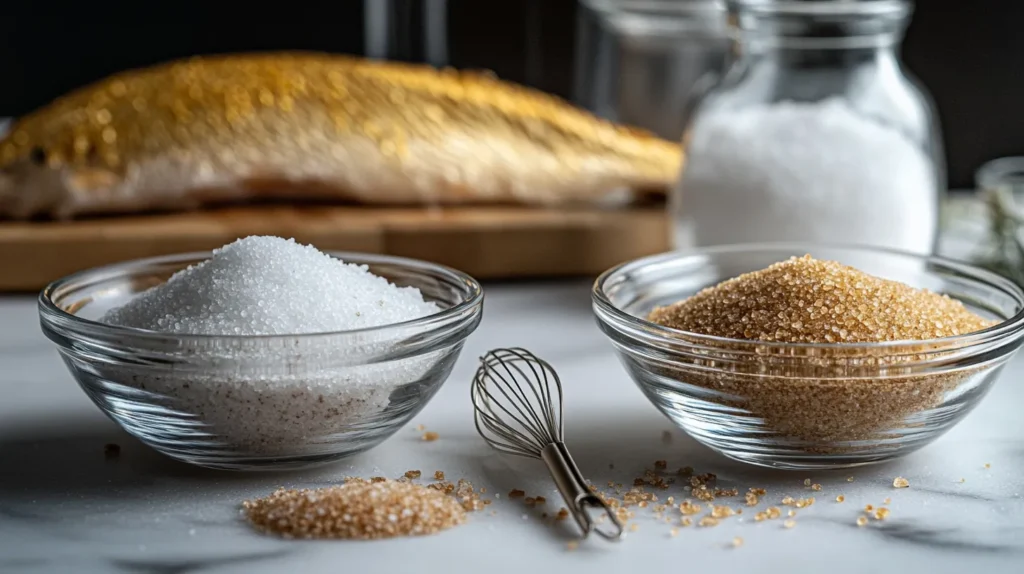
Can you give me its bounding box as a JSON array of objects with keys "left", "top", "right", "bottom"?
[
  {"left": 242, "top": 479, "right": 466, "bottom": 540},
  {"left": 648, "top": 255, "right": 992, "bottom": 343},
  {"left": 645, "top": 255, "right": 997, "bottom": 445}
]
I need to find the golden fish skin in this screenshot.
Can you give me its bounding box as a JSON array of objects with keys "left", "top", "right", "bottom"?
[{"left": 0, "top": 52, "right": 682, "bottom": 219}]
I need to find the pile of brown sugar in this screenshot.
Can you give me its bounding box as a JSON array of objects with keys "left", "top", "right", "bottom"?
[
  {"left": 648, "top": 255, "right": 993, "bottom": 343},
  {"left": 646, "top": 255, "right": 998, "bottom": 446},
  {"left": 242, "top": 478, "right": 467, "bottom": 540}
]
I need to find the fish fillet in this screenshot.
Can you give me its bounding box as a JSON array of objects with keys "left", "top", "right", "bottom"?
[{"left": 0, "top": 52, "right": 682, "bottom": 219}]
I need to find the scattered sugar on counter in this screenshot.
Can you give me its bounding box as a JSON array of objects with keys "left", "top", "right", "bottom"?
[
  {"left": 102, "top": 236, "right": 438, "bottom": 334},
  {"left": 99, "top": 236, "right": 443, "bottom": 455}
]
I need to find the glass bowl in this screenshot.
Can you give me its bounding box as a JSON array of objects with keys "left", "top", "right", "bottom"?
[
  {"left": 39, "top": 251, "right": 483, "bottom": 471},
  {"left": 593, "top": 244, "right": 1024, "bottom": 469}
]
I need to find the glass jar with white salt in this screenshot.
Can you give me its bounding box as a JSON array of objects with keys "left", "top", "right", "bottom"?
[{"left": 672, "top": 0, "right": 943, "bottom": 254}]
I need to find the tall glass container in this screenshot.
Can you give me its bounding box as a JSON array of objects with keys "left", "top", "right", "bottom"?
[
  {"left": 574, "top": 0, "right": 730, "bottom": 141},
  {"left": 673, "top": 0, "right": 944, "bottom": 254}
]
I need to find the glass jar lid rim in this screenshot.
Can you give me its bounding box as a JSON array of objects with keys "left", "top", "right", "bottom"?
[{"left": 731, "top": 0, "right": 911, "bottom": 18}]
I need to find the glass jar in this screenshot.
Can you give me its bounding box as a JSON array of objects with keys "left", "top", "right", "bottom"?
[
  {"left": 573, "top": 0, "right": 730, "bottom": 141},
  {"left": 672, "top": 0, "right": 944, "bottom": 255}
]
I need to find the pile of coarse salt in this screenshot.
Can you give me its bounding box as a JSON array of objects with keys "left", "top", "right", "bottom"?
[
  {"left": 100, "top": 236, "right": 443, "bottom": 454},
  {"left": 103, "top": 235, "right": 438, "bottom": 335},
  {"left": 679, "top": 98, "right": 937, "bottom": 254}
]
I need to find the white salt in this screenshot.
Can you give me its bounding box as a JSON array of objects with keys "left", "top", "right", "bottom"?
[
  {"left": 99, "top": 236, "right": 445, "bottom": 456},
  {"left": 102, "top": 235, "right": 439, "bottom": 335},
  {"left": 676, "top": 98, "right": 938, "bottom": 253}
]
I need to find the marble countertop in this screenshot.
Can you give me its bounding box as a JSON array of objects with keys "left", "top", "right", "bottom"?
[{"left": 2, "top": 217, "right": 1023, "bottom": 573}]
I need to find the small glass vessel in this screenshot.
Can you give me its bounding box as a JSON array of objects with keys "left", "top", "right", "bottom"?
[{"left": 673, "top": 0, "right": 944, "bottom": 254}]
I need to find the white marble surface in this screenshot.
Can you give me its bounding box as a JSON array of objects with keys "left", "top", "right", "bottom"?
[{"left": 2, "top": 217, "right": 1023, "bottom": 573}]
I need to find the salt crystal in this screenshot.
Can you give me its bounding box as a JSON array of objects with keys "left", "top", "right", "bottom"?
[
  {"left": 677, "top": 98, "right": 937, "bottom": 254},
  {"left": 102, "top": 236, "right": 438, "bottom": 335},
  {"left": 96, "top": 236, "right": 445, "bottom": 455}
]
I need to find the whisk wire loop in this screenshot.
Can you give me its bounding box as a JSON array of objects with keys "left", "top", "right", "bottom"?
[
  {"left": 470, "top": 347, "right": 625, "bottom": 542},
  {"left": 489, "top": 353, "right": 556, "bottom": 445},
  {"left": 472, "top": 348, "right": 562, "bottom": 455}
]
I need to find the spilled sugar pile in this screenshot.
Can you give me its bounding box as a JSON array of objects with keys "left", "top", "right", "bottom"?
[
  {"left": 244, "top": 480, "right": 466, "bottom": 540},
  {"left": 100, "top": 236, "right": 441, "bottom": 454},
  {"left": 242, "top": 474, "right": 487, "bottom": 539}
]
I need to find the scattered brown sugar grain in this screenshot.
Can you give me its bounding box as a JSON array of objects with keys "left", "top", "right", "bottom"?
[
  {"left": 783, "top": 520, "right": 796, "bottom": 529},
  {"left": 732, "top": 536, "right": 744, "bottom": 548},
  {"left": 422, "top": 431, "right": 440, "bottom": 442},
  {"left": 836, "top": 495, "right": 845, "bottom": 503},
  {"left": 509, "top": 489, "right": 525, "bottom": 498},
  {"left": 698, "top": 516, "right": 719, "bottom": 527},
  {"left": 857, "top": 516, "right": 869, "bottom": 527},
  {"left": 404, "top": 470, "right": 421, "bottom": 479},
  {"left": 242, "top": 480, "right": 467, "bottom": 540},
  {"left": 873, "top": 508, "right": 890, "bottom": 520},
  {"left": 644, "top": 255, "right": 996, "bottom": 447},
  {"left": 811, "top": 484, "right": 822, "bottom": 492},
  {"left": 893, "top": 477, "right": 910, "bottom": 488},
  {"left": 647, "top": 255, "right": 994, "bottom": 343},
  {"left": 794, "top": 497, "right": 815, "bottom": 509},
  {"left": 434, "top": 471, "right": 445, "bottom": 480}
]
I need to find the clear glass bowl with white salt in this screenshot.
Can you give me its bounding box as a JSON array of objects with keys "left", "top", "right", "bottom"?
[
  {"left": 594, "top": 244, "right": 1024, "bottom": 470},
  {"left": 673, "top": 0, "right": 944, "bottom": 255},
  {"left": 39, "top": 247, "right": 483, "bottom": 471}
]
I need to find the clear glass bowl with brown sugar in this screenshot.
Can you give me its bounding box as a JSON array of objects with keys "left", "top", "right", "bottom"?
[{"left": 593, "top": 244, "right": 1024, "bottom": 470}]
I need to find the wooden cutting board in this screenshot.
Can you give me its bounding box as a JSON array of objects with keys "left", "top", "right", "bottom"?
[{"left": 0, "top": 204, "right": 670, "bottom": 292}]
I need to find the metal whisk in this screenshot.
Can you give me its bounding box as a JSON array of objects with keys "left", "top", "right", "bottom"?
[{"left": 470, "top": 347, "right": 625, "bottom": 541}]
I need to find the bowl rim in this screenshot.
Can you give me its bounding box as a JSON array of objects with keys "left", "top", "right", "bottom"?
[
  {"left": 39, "top": 249, "right": 484, "bottom": 343},
  {"left": 593, "top": 242, "right": 1024, "bottom": 351}
]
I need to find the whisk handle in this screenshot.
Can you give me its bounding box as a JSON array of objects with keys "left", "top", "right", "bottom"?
[{"left": 541, "top": 442, "right": 625, "bottom": 541}]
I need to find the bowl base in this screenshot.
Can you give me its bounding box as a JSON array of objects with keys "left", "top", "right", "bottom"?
[
  {"left": 154, "top": 448, "right": 373, "bottom": 472},
  {"left": 713, "top": 449, "right": 917, "bottom": 471}
]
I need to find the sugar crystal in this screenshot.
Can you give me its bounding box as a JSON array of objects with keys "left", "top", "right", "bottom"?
[
  {"left": 103, "top": 236, "right": 438, "bottom": 335},
  {"left": 96, "top": 236, "right": 445, "bottom": 455}
]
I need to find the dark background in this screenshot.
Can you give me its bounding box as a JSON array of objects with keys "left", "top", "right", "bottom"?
[{"left": 0, "top": 0, "right": 1019, "bottom": 189}]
